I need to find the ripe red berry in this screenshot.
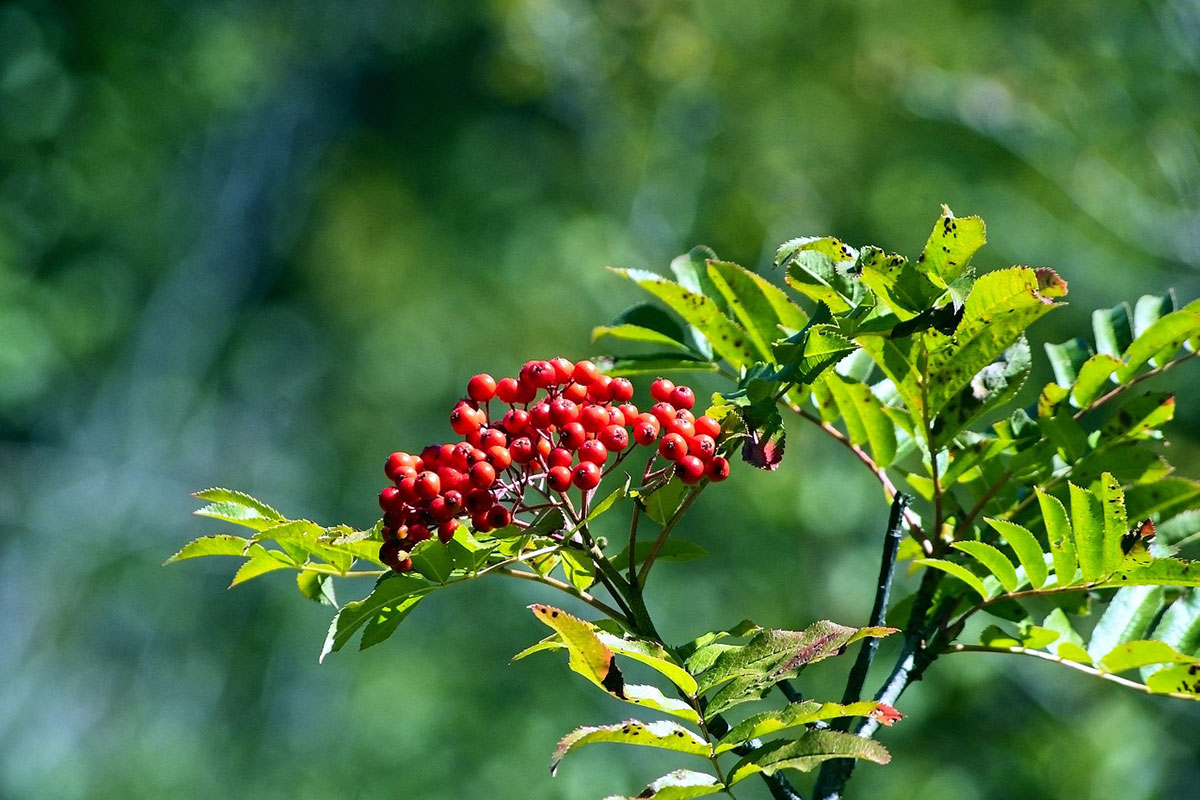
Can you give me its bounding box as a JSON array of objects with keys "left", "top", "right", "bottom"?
[
  {"left": 379, "top": 486, "right": 402, "bottom": 512},
  {"left": 618, "top": 402, "right": 639, "bottom": 421},
  {"left": 379, "top": 541, "right": 410, "bottom": 572},
  {"left": 442, "top": 490, "right": 464, "bottom": 514},
  {"left": 396, "top": 474, "right": 418, "bottom": 502},
  {"left": 428, "top": 496, "right": 455, "bottom": 523},
  {"left": 706, "top": 456, "right": 730, "bottom": 482},
  {"left": 535, "top": 436, "right": 553, "bottom": 460},
  {"left": 651, "top": 402, "right": 677, "bottom": 426},
  {"left": 521, "top": 360, "right": 558, "bottom": 389},
  {"left": 607, "top": 407, "right": 626, "bottom": 427},
  {"left": 503, "top": 409, "right": 530, "bottom": 435},
  {"left": 479, "top": 428, "right": 507, "bottom": 450},
  {"left": 414, "top": 471, "right": 441, "bottom": 499},
  {"left": 676, "top": 455, "right": 705, "bottom": 484},
  {"left": 690, "top": 434, "right": 717, "bottom": 460},
  {"left": 509, "top": 436, "right": 535, "bottom": 464},
  {"left": 572, "top": 360, "right": 601, "bottom": 385},
  {"left": 514, "top": 379, "right": 538, "bottom": 404},
  {"left": 548, "top": 447, "right": 574, "bottom": 469},
  {"left": 408, "top": 523, "right": 431, "bottom": 543},
  {"left": 495, "top": 377, "right": 521, "bottom": 404},
  {"left": 650, "top": 378, "right": 675, "bottom": 403},
  {"left": 450, "top": 404, "right": 484, "bottom": 435},
  {"left": 486, "top": 445, "right": 512, "bottom": 470},
  {"left": 465, "top": 489, "right": 494, "bottom": 514},
  {"left": 549, "top": 398, "right": 579, "bottom": 427},
  {"left": 437, "top": 521, "right": 458, "bottom": 543},
  {"left": 610, "top": 377, "right": 634, "bottom": 402},
  {"left": 633, "top": 421, "right": 659, "bottom": 446},
  {"left": 694, "top": 415, "right": 721, "bottom": 439},
  {"left": 572, "top": 460, "right": 602, "bottom": 490},
  {"left": 528, "top": 402, "right": 552, "bottom": 430},
  {"left": 669, "top": 385, "right": 695, "bottom": 410},
  {"left": 549, "top": 357, "right": 574, "bottom": 384},
  {"left": 559, "top": 422, "right": 587, "bottom": 450},
  {"left": 450, "top": 442, "right": 474, "bottom": 471},
  {"left": 658, "top": 433, "right": 688, "bottom": 461},
  {"left": 599, "top": 424, "right": 629, "bottom": 451},
  {"left": 580, "top": 404, "right": 609, "bottom": 432},
  {"left": 666, "top": 415, "right": 695, "bottom": 439},
  {"left": 436, "top": 466, "right": 464, "bottom": 492},
  {"left": 471, "top": 512, "right": 493, "bottom": 533},
  {"left": 420, "top": 444, "right": 442, "bottom": 467},
  {"left": 469, "top": 461, "right": 497, "bottom": 489},
  {"left": 579, "top": 439, "right": 608, "bottom": 465},
  {"left": 548, "top": 465, "right": 573, "bottom": 492},
  {"left": 467, "top": 373, "right": 497, "bottom": 402},
  {"left": 385, "top": 451, "right": 419, "bottom": 481},
  {"left": 587, "top": 375, "right": 614, "bottom": 402},
  {"left": 563, "top": 382, "right": 588, "bottom": 403},
  {"left": 485, "top": 504, "right": 513, "bottom": 529}
]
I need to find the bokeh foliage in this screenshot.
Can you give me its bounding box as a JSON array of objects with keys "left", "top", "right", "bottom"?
[{"left": 1, "top": 1, "right": 1198, "bottom": 798}]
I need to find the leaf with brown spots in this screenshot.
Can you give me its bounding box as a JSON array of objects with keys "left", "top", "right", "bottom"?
[{"left": 550, "top": 720, "right": 710, "bottom": 776}]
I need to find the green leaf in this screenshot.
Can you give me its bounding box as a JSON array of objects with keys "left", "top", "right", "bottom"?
[
  {"left": 1037, "top": 488, "right": 1077, "bottom": 586},
  {"left": 320, "top": 574, "right": 431, "bottom": 660},
  {"left": 1071, "top": 354, "right": 1123, "bottom": 408},
  {"left": 1099, "top": 640, "right": 1197, "bottom": 674},
  {"left": 979, "top": 624, "right": 1060, "bottom": 650},
  {"left": 163, "top": 534, "right": 249, "bottom": 564},
  {"left": 951, "top": 541, "right": 1020, "bottom": 593},
  {"left": 1044, "top": 337, "right": 1092, "bottom": 388},
  {"left": 822, "top": 373, "right": 897, "bottom": 467},
  {"left": 612, "top": 268, "right": 757, "bottom": 370},
  {"left": 707, "top": 259, "right": 794, "bottom": 359},
  {"left": 1117, "top": 308, "right": 1200, "bottom": 382},
  {"left": 1042, "top": 608, "right": 1088, "bottom": 657},
  {"left": 192, "top": 487, "right": 284, "bottom": 531},
  {"left": 608, "top": 539, "right": 706, "bottom": 572},
  {"left": 914, "top": 558, "right": 990, "bottom": 601},
  {"left": 1133, "top": 293, "right": 1175, "bottom": 336},
  {"left": 924, "top": 267, "right": 1066, "bottom": 418},
  {"left": 529, "top": 604, "right": 624, "bottom": 695},
  {"left": 595, "top": 632, "right": 698, "bottom": 696},
  {"left": 593, "top": 303, "right": 694, "bottom": 352},
  {"left": 985, "top": 518, "right": 1048, "bottom": 590},
  {"left": 359, "top": 591, "right": 425, "bottom": 651},
  {"left": 715, "top": 701, "right": 899, "bottom": 753},
  {"left": 1098, "top": 472, "right": 1128, "bottom": 576},
  {"left": 1145, "top": 590, "right": 1200, "bottom": 675},
  {"left": 774, "top": 324, "right": 857, "bottom": 385},
  {"left": 252, "top": 520, "right": 353, "bottom": 573},
  {"left": 781, "top": 243, "right": 862, "bottom": 314},
  {"left": 855, "top": 246, "right": 942, "bottom": 320},
  {"left": 560, "top": 548, "right": 597, "bottom": 592},
  {"left": 1092, "top": 302, "right": 1134, "bottom": 358},
  {"left": 598, "top": 353, "right": 720, "bottom": 377},
  {"left": 1100, "top": 558, "right": 1200, "bottom": 588},
  {"left": 915, "top": 205, "right": 986, "bottom": 286},
  {"left": 297, "top": 571, "right": 337, "bottom": 605},
  {"left": 727, "top": 730, "right": 891, "bottom": 785},
  {"left": 600, "top": 770, "right": 723, "bottom": 800},
  {"left": 1069, "top": 483, "right": 1105, "bottom": 583},
  {"left": 932, "top": 338, "right": 1031, "bottom": 449},
  {"left": 1087, "top": 586, "right": 1164, "bottom": 661},
  {"left": 617, "top": 684, "right": 702, "bottom": 724},
  {"left": 586, "top": 480, "right": 629, "bottom": 525},
  {"left": 407, "top": 539, "right": 455, "bottom": 584},
  {"left": 1124, "top": 478, "right": 1200, "bottom": 523},
  {"left": 1145, "top": 664, "right": 1200, "bottom": 697},
  {"left": 229, "top": 545, "right": 296, "bottom": 587},
  {"left": 550, "top": 720, "right": 710, "bottom": 776},
  {"left": 1101, "top": 392, "right": 1175, "bottom": 440},
  {"left": 644, "top": 478, "right": 690, "bottom": 526}
]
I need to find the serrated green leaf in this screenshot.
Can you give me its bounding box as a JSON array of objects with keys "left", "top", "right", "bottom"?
[
  {"left": 727, "top": 730, "right": 891, "bottom": 785},
  {"left": 856, "top": 246, "right": 942, "bottom": 321},
  {"left": 1145, "top": 664, "right": 1200, "bottom": 697},
  {"left": 1099, "top": 640, "right": 1197, "bottom": 674},
  {"left": 933, "top": 338, "right": 1031, "bottom": 450},
  {"left": 320, "top": 574, "right": 431, "bottom": 660},
  {"left": 612, "top": 268, "right": 757, "bottom": 370},
  {"left": 600, "top": 769, "right": 723, "bottom": 800},
  {"left": 594, "top": 632, "right": 698, "bottom": 696},
  {"left": 593, "top": 323, "right": 694, "bottom": 352},
  {"left": 1117, "top": 308, "right": 1200, "bottom": 382},
  {"left": 707, "top": 260, "right": 791, "bottom": 359},
  {"left": 1124, "top": 478, "right": 1200, "bottom": 523},
  {"left": 297, "top": 571, "right": 337, "bottom": 605},
  {"left": 1069, "top": 483, "right": 1105, "bottom": 582},
  {"left": 1101, "top": 392, "right": 1175, "bottom": 440},
  {"left": 252, "top": 520, "right": 354, "bottom": 573},
  {"left": 1088, "top": 586, "right": 1164, "bottom": 661},
  {"left": 560, "top": 548, "right": 597, "bottom": 592},
  {"left": 715, "top": 701, "right": 899, "bottom": 754},
  {"left": 551, "top": 719, "right": 710, "bottom": 776},
  {"left": 782, "top": 245, "right": 862, "bottom": 314},
  {"left": 1037, "top": 488, "right": 1077, "bottom": 586},
  {"left": 914, "top": 558, "right": 990, "bottom": 601},
  {"left": 822, "top": 373, "right": 897, "bottom": 467},
  {"left": 1042, "top": 608, "right": 1088, "bottom": 656},
  {"left": 192, "top": 488, "right": 284, "bottom": 531},
  {"left": 1071, "top": 354, "right": 1123, "bottom": 407},
  {"left": 1146, "top": 590, "right": 1200, "bottom": 673},
  {"left": 951, "top": 541, "right": 1020, "bottom": 593},
  {"left": 593, "top": 303, "right": 693, "bottom": 352},
  {"left": 408, "top": 539, "right": 455, "bottom": 584},
  {"left": 598, "top": 353, "right": 721, "bottom": 377},
  {"left": 774, "top": 324, "right": 858, "bottom": 386},
  {"left": 359, "top": 591, "right": 424, "bottom": 651},
  {"left": 1093, "top": 303, "right": 1134, "bottom": 358},
  {"left": 916, "top": 206, "right": 985, "bottom": 286},
  {"left": 617, "top": 684, "right": 702, "bottom": 724},
  {"left": 1100, "top": 557, "right": 1200, "bottom": 588},
  {"left": 1098, "top": 472, "right": 1128, "bottom": 576},
  {"left": 586, "top": 480, "right": 629, "bottom": 525},
  {"left": 529, "top": 604, "right": 623, "bottom": 695},
  {"left": 979, "top": 624, "right": 1060, "bottom": 650},
  {"left": 1045, "top": 338, "right": 1092, "bottom": 388},
  {"left": 164, "top": 534, "right": 250, "bottom": 565},
  {"left": 644, "top": 478, "right": 690, "bottom": 526},
  {"left": 985, "top": 518, "right": 1048, "bottom": 590},
  {"left": 229, "top": 545, "right": 296, "bottom": 587},
  {"left": 856, "top": 334, "right": 923, "bottom": 417}
]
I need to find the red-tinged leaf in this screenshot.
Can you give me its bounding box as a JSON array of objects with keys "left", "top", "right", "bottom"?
[{"left": 870, "top": 703, "right": 903, "bottom": 726}]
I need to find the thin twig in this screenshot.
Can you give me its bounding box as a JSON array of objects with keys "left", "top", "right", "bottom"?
[
  {"left": 1072, "top": 351, "right": 1200, "bottom": 421},
  {"left": 637, "top": 487, "right": 704, "bottom": 585},
  {"left": 496, "top": 567, "right": 630, "bottom": 625}
]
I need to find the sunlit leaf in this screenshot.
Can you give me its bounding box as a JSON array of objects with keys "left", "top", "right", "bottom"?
[
  {"left": 715, "top": 701, "right": 900, "bottom": 753},
  {"left": 551, "top": 720, "right": 709, "bottom": 776},
  {"left": 951, "top": 541, "right": 1020, "bottom": 593},
  {"left": 529, "top": 604, "right": 624, "bottom": 695},
  {"left": 164, "top": 534, "right": 249, "bottom": 564},
  {"left": 915, "top": 205, "right": 985, "bottom": 286},
  {"left": 914, "top": 558, "right": 990, "bottom": 601},
  {"left": 599, "top": 769, "right": 723, "bottom": 800},
  {"left": 193, "top": 487, "right": 284, "bottom": 531},
  {"left": 985, "top": 518, "right": 1048, "bottom": 590},
  {"left": 1087, "top": 586, "right": 1164, "bottom": 661},
  {"left": 727, "top": 730, "right": 890, "bottom": 785},
  {"left": 320, "top": 574, "right": 431, "bottom": 660},
  {"left": 1099, "top": 640, "right": 1197, "bottom": 674}
]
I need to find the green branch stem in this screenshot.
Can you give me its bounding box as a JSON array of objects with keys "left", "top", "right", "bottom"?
[
  {"left": 495, "top": 566, "right": 630, "bottom": 625},
  {"left": 637, "top": 486, "right": 704, "bottom": 585}
]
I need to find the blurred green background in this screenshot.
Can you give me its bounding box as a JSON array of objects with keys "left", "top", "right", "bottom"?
[{"left": 2, "top": 1, "right": 1199, "bottom": 798}]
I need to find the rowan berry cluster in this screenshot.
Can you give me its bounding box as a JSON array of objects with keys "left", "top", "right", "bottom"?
[{"left": 377, "top": 358, "right": 730, "bottom": 572}]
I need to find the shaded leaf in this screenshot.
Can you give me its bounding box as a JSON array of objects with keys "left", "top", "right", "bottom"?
[
  {"left": 985, "top": 518, "right": 1048, "bottom": 590},
  {"left": 1099, "top": 640, "right": 1197, "bottom": 674},
  {"left": 297, "top": 571, "right": 337, "bottom": 606},
  {"left": 951, "top": 541, "right": 1019, "bottom": 593},
  {"left": 593, "top": 303, "right": 694, "bottom": 352},
  {"left": 822, "top": 373, "right": 897, "bottom": 467},
  {"left": 609, "top": 540, "right": 706, "bottom": 572},
  {"left": 320, "top": 574, "right": 431, "bottom": 660},
  {"left": 727, "top": 730, "right": 890, "bottom": 785},
  {"left": 1087, "top": 586, "right": 1164, "bottom": 661},
  {"left": 914, "top": 558, "right": 990, "bottom": 600}
]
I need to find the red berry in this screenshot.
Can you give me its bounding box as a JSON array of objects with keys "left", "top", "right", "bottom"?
[
  {"left": 610, "top": 377, "right": 634, "bottom": 402},
  {"left": 471, "top": 512, "right": 493, "bottom": 533},
  {"left": 396, "top": 474, "right": 418, "bottom": 502},
  {"left": 509, "top": 437, "right": 535, "bottom": 464},
  {"left": 503, "top": 409, "right": 530, "bottom": 435},
  {"left": 587, "top": 375, "right": 614, "bottom": 402},
  {"left": 599, "top": 424, "right": 629, "bottom": 451},
  {"left": 535, "top": 435, "right": 553, "bottom": 460},
  {"left": 414, "top": 471, "right": 441, "bottom": 499},
  {"left": 651, "top": 378, "right": 675, "bottom": 403},
  {"left": 408, "top": 523, "right": 431, "bottom": 543},
  {"left": 694, "top": 415, "right": 721, "bottom": 439},
  {"left": 521, "top": 360, "right": 558, "bottom": 389},
  {"left": 420, "top": 444, "right": 442, "bottom": 467},
  {"left": 580, "top": 404, "right": 609, "bottom": 432},
  {"left": 706, "top": 456, "right": 730, "bottom": 482},
  {"left": 666, "top": 416, "right": 695, "bottom": 439},
  {"left": 572, "top": 360, "right": 602, "bottom": 385},
  {"left": 549, "top": 357, "right": 575, "bottom": 384},
  {"left": 450, "top": 404, "right": 484, "bottom": 435},
  {"left": 659, "top": 433, "right": 688, "bottom": 461},
  {"left": 607, "top": 407, "right": 626, "bottom": 427},
  {"left": 485, "top": 504, "right": 513, "bottom": 529},
  {"left": 669, "top": 385, "right": 695, "bottom": 410},
  {"left": 442, "top": 490, "right": 464, "bottom": 514},
  {"left": 467, "top": 373, "right": 497, "bottom": 402},
  {"left": 495, "top": 377, "right": 521, "bottom": 404},
  {"left": 548, "top": 447, "right": 574, "bottom": 469},
  {"left": 486, "top": 446, "right": 512, "bottom": 471},
  {"left": 465, "top": 489, "right": 494, "bottom": 514},
  {"left": 579, "top": 439, "right": 608, "bottom": 465},
  {"left": 379, "top": 541, "right": 409, "bottom": 571},
  {"left": 436, "top": 467, "right": 463, "bottom": 492},
  {"left": 676, "top": 455, "right": 705, "bottom": 484},
  {"left": 437, "top": 521, "right": 458, "bottom": 543},
  {"left": 563, "top": 382, "right": 588, "bottom": 403},
  {"left": 528, "top": 402, "right": 552, "bottom": 430},
  {"left": 479, "top": 428, "right": 507, "bottom": 450},
  {"left": 548, "top": 465, "right": 573, "bottom": 492},
  {"left": 633, "top": 421, "right": 659, "bottom": 446},
  {"left": 572, "top": 460, "right": 602, "bottom": 490},
  {"left": 618, "top": 402, "right": 639, "bottom": 421},
  {"left": 428, "top": 496, "right": 454, "bottom": 523},
  {"left": 469, "top": 461, "right": 497, "bottom": 489},
  {"left": 690, "top": 434, "right": 717, "bottom": 460},
  {"left": 379, "top": 486, "right": 402, "bottom": 512},
  {"left": 385, "top": 451, "right": 417, "bottom": 481},
  {"left": 514, "top": 379, "right": 538, "bottom": 404},
  {"left": 549, "top": 398, "right": 579, "bottom": 427},
  {"left": 651, "top": 402, "right": 677, "bottom": 426},
  {"left": 559, "top": 421, "right": 587, "bottom": 450},
  {"left": 450, "top": 442, "right": 474, "bottom": 471}
]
